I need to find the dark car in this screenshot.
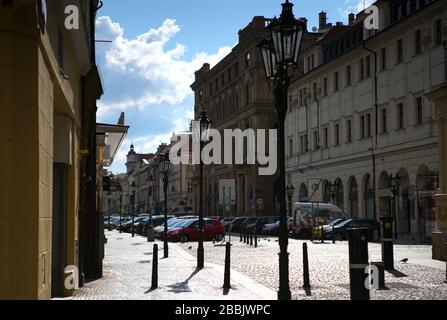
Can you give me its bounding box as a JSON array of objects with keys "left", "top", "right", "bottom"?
[
  {"left": 245, "top": 216, "right": 279, "bottom": 234},
  {"left": 240, "top": 217, "right": 259, "bottom": 233},
  {"left": 228, "top": 217, "right": 247, "bottom": 233},
  {"left": 325, "top": 219, "right": 381, "bottom": 241},
  {"left": 142, "top": 215, "right": 175, "bottom": 235},
  {"left": 262, "top": 221, "right": 279, "bottom": 236}
]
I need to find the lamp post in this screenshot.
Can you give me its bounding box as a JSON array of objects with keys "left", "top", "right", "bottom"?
[
  {"left": 388, "top": 173, "right": 401, "bottom": 240},
  {"left": 258, "top": 0, "right": 305, "bottom": 300},
  {"left": 130, "top": 181, "right": 136, "bottom": 237},
  {"left": 160, "top": 153, "right": 171, "bottom": 258},
  {"left": 286, "top": 185, "right": 295, "bottom": 217},
  {"left": 107, "top": 191, "right": 112, "bottom": 231},
  {"left": 195, "top": 109, "right": 211, "bottom": 269},
  {"left": 147, "top": 174, "right": 154, "bottom": 226},
  {"left": 119, "top": 194, "right": 122, "bottom": 233}
]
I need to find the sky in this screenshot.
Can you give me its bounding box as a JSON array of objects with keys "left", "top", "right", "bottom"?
[{"left": 96, "top": 0, "right": 375, "bottom": 174}]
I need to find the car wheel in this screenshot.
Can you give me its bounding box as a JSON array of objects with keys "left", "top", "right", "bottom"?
[
  {"left": 180, "top": 234, "right": 188, "bottom": 243},
  {"left": 214, "top": 233, "right": 224, "bottom": 242}
]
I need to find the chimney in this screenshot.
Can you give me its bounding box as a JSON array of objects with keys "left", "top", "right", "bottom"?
[
  {"left": 319, "top": 11, "right": 327, "bottom": 30},
  {"left": 348, "top": 13, "right": 355, "bottom": 26},
  {"left": 336, "top": 22, "right": 343, "bottom": 26},
  {"left": 118, "top": 112, "right": 125, "bottom": 125}
]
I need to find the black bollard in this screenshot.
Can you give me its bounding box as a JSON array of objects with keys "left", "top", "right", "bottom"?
[
  {"left": 371, "top": 261, "right": 386, "bottom": 289},
  {"left": 303, "top": 242, "right": 311, "bottom": 289},
  {"left": 254, "top": 229, "right": 258, "bottom": 248},
  {"left": 445, "top": 242, "right": 447, "bottom": 284},
  {"left": 243, "top": 230, "right": 247, "bottom": 244},
  {"left": 250, "top": 232, "right": 253, "bottom": 246},
  {"left": 240, "top": 230, "right": 243, "bottom": 242},
  {"left": 332, "top": 225, "right": 336, "bottom": 244},
  {"left": 380, "top": 216, "right": 394, "bottom": 270},
  {"left": 348, "top": 228, "right": 370, "bottom": 300},
  {"left": 151, "top": 244, "right": 158, "bottom": 290},
  {"left": 223, "top": 242, "right": 231, "bottom": 289}
]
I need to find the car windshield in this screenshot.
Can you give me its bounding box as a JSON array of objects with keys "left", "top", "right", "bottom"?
[
  {"left": 328, "top": 218, "right": 344, "bottom": 226},
  {"left": 336, "top": 219, "right": 353, "bottom": 227},
  {"left": 175, "top": 219, "right": 197, "bottom": 228}
]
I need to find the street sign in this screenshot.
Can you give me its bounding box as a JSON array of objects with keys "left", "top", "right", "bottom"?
[{"left": 257, "top": 198, "right": 263, "bottom": 206}]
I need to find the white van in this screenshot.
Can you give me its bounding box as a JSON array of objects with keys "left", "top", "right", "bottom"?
[{"left": 291, "top": 202, "right": 347, "bottom": 238}]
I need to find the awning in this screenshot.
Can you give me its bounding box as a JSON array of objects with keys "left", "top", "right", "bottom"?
[{"left": 96, "top": 123, "right": 129, "bottom": 167}]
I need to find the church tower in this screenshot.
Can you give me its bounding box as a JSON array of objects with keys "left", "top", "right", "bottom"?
[{"left": 126, "top": 143, "right": 137, "bottom": 173}]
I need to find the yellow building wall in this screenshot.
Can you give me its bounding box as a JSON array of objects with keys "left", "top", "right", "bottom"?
[{"left": 0, "top": 0, "right": 84, "bottom": 300}]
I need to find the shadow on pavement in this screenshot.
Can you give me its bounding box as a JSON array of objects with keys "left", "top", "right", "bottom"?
[
  {"left": 165, "top": 268, "right": 202, "bottom": 294},
  {"left": 387, "top": 269, "right": 408, "bottom": 278}
]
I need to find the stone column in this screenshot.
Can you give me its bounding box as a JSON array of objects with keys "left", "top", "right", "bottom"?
[{"left": 426, "top": 87, "right": 447, "bottom": 261}]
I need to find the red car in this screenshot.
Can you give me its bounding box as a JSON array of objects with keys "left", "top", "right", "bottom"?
[{"left": 167, "top": 218, "right": 224, "bottom": 243}]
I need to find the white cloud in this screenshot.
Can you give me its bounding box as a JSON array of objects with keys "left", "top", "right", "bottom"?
[
  {"left": 338, "top": 0, "right": 376, "bottom": 17},
  {"left": 95, "top": 16, "right": 232, "bottom": 117}
]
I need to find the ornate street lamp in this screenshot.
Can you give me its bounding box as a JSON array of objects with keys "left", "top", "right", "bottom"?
[
  {"left": 160, "top": 153, "right": 172, "bottom": 258},
  {"left": 194, "top": 108, "right": 211, "bottom": 269},
  {"left": 147, "top": 174, "right": 154, "bottom": 227},
  {"left": 258, "top": 0, "right": 305, "bottom": 300},
  {"left": 388, "top": 173, "right": 401, "bottom": 240},
  {"left": 107, "top": 190, "right": 112, "bottom": 231},
  {"left": 129, "top": 181, "right": 137, "bottom": 237},
  {"left": 286, "top": 185, "right": 295, "bottom": 216}
]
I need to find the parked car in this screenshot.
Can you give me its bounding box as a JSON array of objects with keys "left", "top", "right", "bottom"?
[
  {"left": 290, "top": 202, "right": 348, "bottom": 239},
  {"left": 154, "top": 218, "right": 184, "bottom": 238},
  {"left": 120, "top": 216, "right": 147, "bottom": 233},
  {"left": 141, "top": 216, "right": 175, "bottom": 235},
  {"left": 228, "top": 217, "right": 247, "bottom": 233},
  {"left": 312, "top": 218, "right": 347, "bottom": 238},
  {"left": 323, "top": 219, "right": 381, "bottom": 241},
  {"left": 245, "top": 216, "right": 279, "bottom": 234},
  {"left": 166, "top": 218, "right": 224, "bottom": 243},
  {"left": 221, "top": 217, "right": 235, "bottom": 232},
  {"left": 262, "top": 221, "right": 280, "bottom": 236}
]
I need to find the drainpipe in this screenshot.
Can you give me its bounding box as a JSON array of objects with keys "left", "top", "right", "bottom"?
[{"left": 363, "top": 43, "right": 378, "bottom": 221}]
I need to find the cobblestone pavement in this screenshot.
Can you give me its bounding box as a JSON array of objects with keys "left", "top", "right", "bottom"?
[
  {"left": 178, "top": 234, "right": 447, "bottom": 300},
  {"left": 68, "top": 231, "right": 276, "bottom": 300}
]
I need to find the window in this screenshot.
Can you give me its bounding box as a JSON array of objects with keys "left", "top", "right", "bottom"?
[
  {"left": 187, "top": 181, "right": 193, "bottom": 193},
  {"left": 334, "top": 72, "right": 339, "bottom": 92},
  {"left": 361, "top": 115, "right": 366, "bottom": 138},
  {"left": 209, "top": 83, "right": 213, "bottom": 96},
  {"left": 366, "top": 56, "right": 371, "bottom": 77},
  {"left": 245, "top": 82, "right": 250, "bottom": 105},
  {"left": 307, "top": 56, "right": 311, "bottom": 72},
  {"left": 381, "top": 48, "right": 387, "bottom": 71},
  {"left": 313, "top": 82, "right": 317, "bottom": 101},
  {"left": 300, "top": 135, "right": 308, "bottom": 154},
  {"left": 381, "top": 108, "right": 387, "bottom": 133},
  {"left": 397, "top": 39, "right": 403, "bottom": 63},
  {"left": 415, "top": 30, "right": 422, "bottom": 55},
  {"left": 311, "top": 54, "right": 315, "bottom": 69},
  {"left": 299, "top": 89, "right": 303, "bottom": 107},
  {"left": 435, "top": 19, "right": 442, "bottom": 46},
  {"left": 397, "top": 103, "right": 405, "bottom": 129},
  {"left": 313, "top": 131, "right": 319, "bottom": 150},
  {"left": 245, "top": 52, "right": 251, "bottom": 68},
  {"left": 347, "top": 119, "right": 352, "bottom": 143},
  {"left": 366, "top": 113, "right": 372, "bottom": 137},
  {"left": 323, "top": 127, "right": 329, "bottom": 148},
  {"left": 323, "top": 77, "right": 328, "bottom": 96},
  {"left": 416, "top": 97, "right": 423, "bottom": 125},
  {"left": 198, "top": 90, "right": 203, "bottom": 102},
  {"left": 335, "top": 124, "right": 340, "bottom": 145},
  {"left": 346, "top": 65, "right": 351, "bottom": 86},
  {"left": 360, "top": 58, "right": 365, "bottom": 80},
  {"left": 289, "top": 138, "right": 293, "bottom": 157}
]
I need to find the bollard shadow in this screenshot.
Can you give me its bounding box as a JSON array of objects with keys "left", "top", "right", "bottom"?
[
  {"left": 387, "top": 269, "right": 408, "bottom": 278},
  {"left": 145, "top": 287, "right": 157, "bottom": 294},
  {"left": 166, "top": 268, "right": 202, "bottom": 294},
  {"left": 138, "top": 260, "right": 151, "bottom": 264}
]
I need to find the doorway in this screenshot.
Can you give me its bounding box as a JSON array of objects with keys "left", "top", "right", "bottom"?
[{"left": 51, "top": 163, "right": 68, "bottom": 297}]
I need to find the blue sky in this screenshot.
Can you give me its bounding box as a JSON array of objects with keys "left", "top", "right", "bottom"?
[{"left": 97, "top": 0, "right": 374, "bottom": 173}]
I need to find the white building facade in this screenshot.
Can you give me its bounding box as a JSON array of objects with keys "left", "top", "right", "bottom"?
[{"left": 286, "top": 0, "right": 446, "bottom": 243}]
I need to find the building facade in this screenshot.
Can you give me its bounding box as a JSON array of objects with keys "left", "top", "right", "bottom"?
[
  {"left": 285, "top": 0, "right": 445, "bottom": 244},
  {"left": 0, "top": 0, "right": 104, "bottom": 299},
  {"left": 191, "top": 17, "right": 279, "bottom": 216}
]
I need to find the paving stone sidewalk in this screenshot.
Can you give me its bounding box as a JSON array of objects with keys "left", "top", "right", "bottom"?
[
  {"left": 179, "top": 234, "right": 447, "bottom": 300},
  {"left": 68, "top": 231, "right": 276, "bottom": 300}
]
